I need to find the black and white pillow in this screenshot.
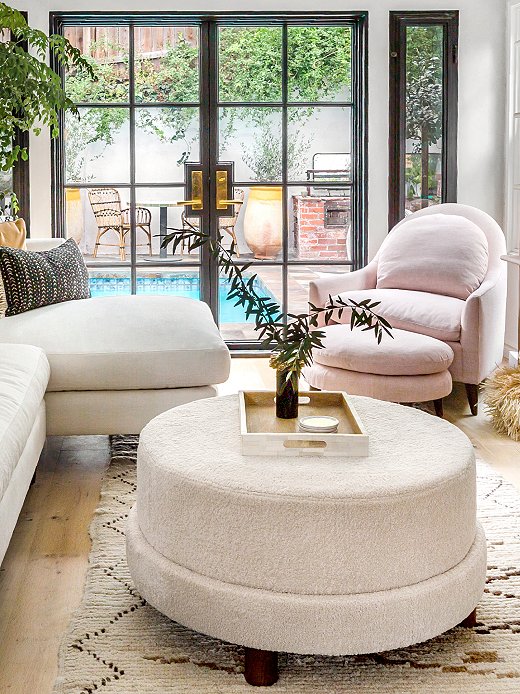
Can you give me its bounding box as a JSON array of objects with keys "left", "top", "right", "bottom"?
[{"left": 0, "top": 239, "right": 90, "bottom": 317}]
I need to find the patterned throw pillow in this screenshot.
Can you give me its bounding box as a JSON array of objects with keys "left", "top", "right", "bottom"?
[{"left": 0, "top": 238, "right": 90, "bottom": 318}]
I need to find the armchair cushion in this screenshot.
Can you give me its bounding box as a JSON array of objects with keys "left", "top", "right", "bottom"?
[
  {"left": 312, "top": 325, "right": 454, "bottom": 376},
  {"left": 376, "top": 213, "right": 488, "bottom": 300},
  {"left": 338, "top": 288, "right": 464, "bottom": 342}
]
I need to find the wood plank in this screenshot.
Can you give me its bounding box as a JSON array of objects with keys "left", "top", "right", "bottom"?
[{"left": 0, "top": 437, "right": 109, "bottom": 694}]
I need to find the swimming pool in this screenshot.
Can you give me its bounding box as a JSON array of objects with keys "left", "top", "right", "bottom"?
[{"left": 89, "top": 275, "right": 278, "bottom": 324}]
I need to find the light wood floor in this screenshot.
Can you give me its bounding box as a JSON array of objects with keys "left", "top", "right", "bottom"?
[{"left": 0, "top": 359, "right": 519, "bottom": 694}]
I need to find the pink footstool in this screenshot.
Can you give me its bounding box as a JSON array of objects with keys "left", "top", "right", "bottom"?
[{"left": 303, "top": 326, "right": 453, "bottom": 416}]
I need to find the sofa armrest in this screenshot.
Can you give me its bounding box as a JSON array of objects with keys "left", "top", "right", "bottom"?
[
  {"left": 460, "top": 266, "right": 507, "bottom": 383},
  {"left": 26, "top": 238, "right": 66, "bottom": 252}
]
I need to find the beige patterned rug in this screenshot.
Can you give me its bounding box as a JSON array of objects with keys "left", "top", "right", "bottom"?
[{"left": 53, "top": 436, "right": 520, "bottom": 693}]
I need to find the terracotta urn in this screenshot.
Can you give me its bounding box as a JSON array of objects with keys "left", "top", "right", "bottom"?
[{"left": 243, "top": 186, "right": 283, "bottom": 259}]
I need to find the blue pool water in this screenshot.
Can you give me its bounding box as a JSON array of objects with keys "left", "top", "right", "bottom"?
[{"left": 89, "top": 275, "right": 278, "bottom": 324}]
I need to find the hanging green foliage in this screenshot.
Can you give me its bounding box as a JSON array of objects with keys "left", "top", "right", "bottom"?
[{"left": 0, "top": 2, "right": 94, "bottom": 172}]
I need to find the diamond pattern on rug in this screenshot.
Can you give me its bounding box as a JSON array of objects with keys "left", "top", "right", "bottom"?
[{"left": 52, "top": 435, "right": 520, "bottom": 693}]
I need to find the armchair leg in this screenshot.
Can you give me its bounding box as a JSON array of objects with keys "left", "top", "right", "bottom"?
[
  {"left": 433, "top": 398, "right": 444, "bottom": 418},
  {"left": 465, "top": 383, "right": 479, "bottom": 416}
]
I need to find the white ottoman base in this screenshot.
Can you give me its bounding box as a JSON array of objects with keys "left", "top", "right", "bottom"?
[
  {"left": 126, "top": 508, "right": 486, "bottom": 656},
  {"left": 303, "top": 362, "right": 453, "bottom": 404}
]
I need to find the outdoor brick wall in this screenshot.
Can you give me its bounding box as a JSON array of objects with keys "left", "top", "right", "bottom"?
[{"left": 292, "top": 195, "right": 350, "bottom": 259}]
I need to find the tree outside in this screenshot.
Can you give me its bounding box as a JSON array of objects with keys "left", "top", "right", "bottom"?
[{"left": 405, "top": 25, "right": 443, "bottom": 210}]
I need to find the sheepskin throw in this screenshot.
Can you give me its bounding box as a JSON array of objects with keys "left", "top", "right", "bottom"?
[{"left": 483, "top": 365, "right": 520, "bottom": 441}]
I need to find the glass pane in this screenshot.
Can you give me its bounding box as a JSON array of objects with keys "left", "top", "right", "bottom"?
[
  {"left": 65, "top": 107, "right": 130, "bottom": 184},
  {"left": 219, "top": 107, "right": 282, "bottom": 183},
  {"left": 66, "top": 186, "right": 129, "bottom": 263},
  {"left": 0, "top": 178, "right": 14, "bottom": 221},
  {"left": 219, "top": 266, "right": 282, "bottom": 342},
  {"left": 405, "top": 25, "right": 443, "bottom": 212},
  {"left": 133, "top": 187, "right": 200, "bottom": 262},
  {"left": 218, "top": 27, "right": 282, "bottom": 103},
  {"left": 288, "top": 265, "right": 352, "bottom": 316},
  {"left": 287, "top": 107, "right": 351, "bottom": 182},
  {"left": 89, "top": 268, "right": 131, "bottom": 297},
  {"left": 134, "top": 27, "right": 199, "bottom": 103},
  {"left": 64, "top": 26, "right": 129, "bottom": 103},
  {"left": 136, "top": 267, "right": 200, "bottom": 297},
  {"left": 288, "top": 26, "right": 351, "bottom": 103},
  {"left": 288, "top": 186, "right": 352, "bottom": 262},
  {"left": 135, "top": 107, "right": 199, "bottom": 183},
  {"left": 0, "top": 169, "right": 12, "bottom": 193}
]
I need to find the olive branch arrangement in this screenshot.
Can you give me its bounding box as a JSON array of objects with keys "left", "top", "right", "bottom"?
[{"left": 162, "top": 226, "right": 392, "bottom": 377}]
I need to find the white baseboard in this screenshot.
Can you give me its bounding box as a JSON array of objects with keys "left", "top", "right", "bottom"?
[{"left": 509, "top": 350, "right": 519, "bottom": 367}]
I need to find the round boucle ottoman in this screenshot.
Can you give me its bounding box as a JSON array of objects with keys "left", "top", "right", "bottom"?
[{"left": 126, "top": 394, "right": 486, "bottom": 686}]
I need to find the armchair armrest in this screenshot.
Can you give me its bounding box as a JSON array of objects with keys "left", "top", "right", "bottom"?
[
  {"left": 26, "top": 238, "right": 66, "bottom": 252},
  {"left": 309, "top": 262, "right": 378, "bottom": 327},
  {"left": 309, "top": 261, "right": 378, "bottom": 309},
  {"left": 460, "top": 266, "right": 507, "bottom": 383}
]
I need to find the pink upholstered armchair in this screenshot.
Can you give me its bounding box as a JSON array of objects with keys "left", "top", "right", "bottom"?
[{"left": 308, "top": 204, "right": 507, "bottom": 414}]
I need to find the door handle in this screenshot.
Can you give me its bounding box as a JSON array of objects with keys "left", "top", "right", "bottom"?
[
  {"left": 176, "top": 169, "right": 203, "bottom": 210},
  {"left": 216, "top": 169, "right": 242, "bottom": 210},
  {"left": 175, "top": 199, "right": 202, "bottom": 207}
]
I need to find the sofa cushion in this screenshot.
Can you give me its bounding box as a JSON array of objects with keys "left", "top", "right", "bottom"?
[
  {"left": 312, "top": 325, "right": 454, "bottom": 376},
  {"left": 0, "top": 296, "right": 230, "bottom": 391},
  {"left": 338, "top": 288, "right": 464, "bottom": 342},
  {"left": 0, "top": 344, "right": 50, "bottom": 503},
  {"left": 0, "top": 238, "right": 90, "bottom": 318},
  {"left": 377, "top": 213, "right": 488, "bottom": 300}
]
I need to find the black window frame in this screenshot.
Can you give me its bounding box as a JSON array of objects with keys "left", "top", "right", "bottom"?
[
  {"left": 388, "top": 11, "right": 458, "bottom": 230},
  {"left": 50, "top": 11, "right": 368, "bottom": 351}
]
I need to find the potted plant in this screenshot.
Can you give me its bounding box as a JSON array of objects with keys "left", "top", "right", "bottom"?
[{"left": 163, "top": 226, "right": 391, "bottom": 419}]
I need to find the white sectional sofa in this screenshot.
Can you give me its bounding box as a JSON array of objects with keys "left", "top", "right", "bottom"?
[
  {"left": 0, "top": 236, "right": 231, "bottom": 562},
  {"left": 0, "top": 344, "right": 49, "bottom": 564}
]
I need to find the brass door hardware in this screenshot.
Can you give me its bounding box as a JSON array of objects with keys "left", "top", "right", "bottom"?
[
  {"left": 176, "top": 168, "right": 203, "bottom": 211},
  {"left": 216, "top": 168, "right": 242, "bottom": 210}
]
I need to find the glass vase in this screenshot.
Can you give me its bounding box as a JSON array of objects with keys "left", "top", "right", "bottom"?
[{"left": 276, "top": 368, "right": 299, "bottom": 419}]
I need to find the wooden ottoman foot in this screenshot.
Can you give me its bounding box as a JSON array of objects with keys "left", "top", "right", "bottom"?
[
  {"left": 458, "top": 607, "right": 477, "bottom": 628},
  {"left": 244, "top": 648, "right": 278, "bottom": 686}
]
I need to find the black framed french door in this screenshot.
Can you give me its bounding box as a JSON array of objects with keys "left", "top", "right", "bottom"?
[{"left": 51, "top": 12, "right": 367, "bottom": 349}]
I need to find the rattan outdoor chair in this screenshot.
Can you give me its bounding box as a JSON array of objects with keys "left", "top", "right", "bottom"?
[{"left": 88, "top": 188, "right": 152, "bottom": 261}]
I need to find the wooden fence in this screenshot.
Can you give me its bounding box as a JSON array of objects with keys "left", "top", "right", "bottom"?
[{"left": 64, "top": 26, "right": 197, "bottom": 60}]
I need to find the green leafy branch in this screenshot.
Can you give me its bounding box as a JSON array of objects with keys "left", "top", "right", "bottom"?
[
  {"left": 0, "top": 2, "right": 95, "bottom": 171},
  {"left": 162, "top": 224, "right": 392, "bottom": 377}
]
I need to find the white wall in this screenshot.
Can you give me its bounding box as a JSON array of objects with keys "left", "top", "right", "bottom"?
[{"left": 9, "top": 0, "right": 516, "bottom": 348}]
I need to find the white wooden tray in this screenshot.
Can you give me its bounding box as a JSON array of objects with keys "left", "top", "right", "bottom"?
[{"left": 239, "top": 390, "right": 369, "bottom": 457}]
